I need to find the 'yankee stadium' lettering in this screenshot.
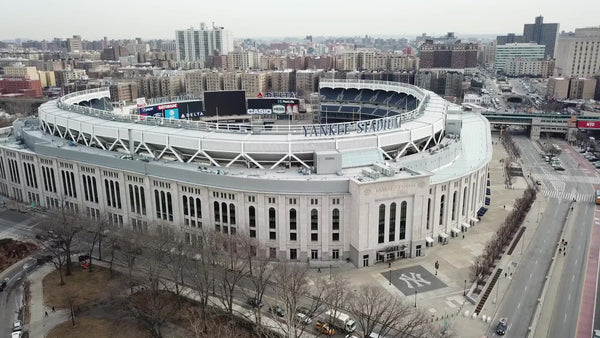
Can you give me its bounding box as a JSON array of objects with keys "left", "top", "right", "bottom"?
[{"left": 303, "top": 116, "right": 401, "bottom": 137}]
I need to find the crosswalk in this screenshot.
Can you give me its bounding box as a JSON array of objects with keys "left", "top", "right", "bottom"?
[
  {"left": 531, "top": 173, "right": 600, "bottom": 185},
  {"left": 540, "top": 190, "right": 595, "bottom": 202}
]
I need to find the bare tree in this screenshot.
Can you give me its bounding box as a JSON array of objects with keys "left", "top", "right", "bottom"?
[
  {"left": 84, "top": 214, "right": 109, "bottom": 272},
  {"left": 39, "top": 205, "right": 84, "bottom": 277},
  {"left": 124, "top": 232, "right": 178, "bottom": 338},
  {"left": 272, "top": 262, "right": 330, "bottom": 338},
  {"left": 345, "top": 286, "right": 405, "bottom": 338},
  {"left": 114, "top": 229, "right": 144, "bottom": 278},
  {"left": 187, "top": 229, "right": 219, "bottom": 334},
  {"left": 214, "top": 233, "right": 249, "bottom": 315}
]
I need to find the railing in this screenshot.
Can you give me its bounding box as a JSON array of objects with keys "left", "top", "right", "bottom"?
[{"left": 53, "top": 84, "right": 432, "bottom": 136}]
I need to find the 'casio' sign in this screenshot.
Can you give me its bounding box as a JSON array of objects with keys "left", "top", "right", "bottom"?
[{"left": 247, "top": 109, "right": 272, "bottom": 115}]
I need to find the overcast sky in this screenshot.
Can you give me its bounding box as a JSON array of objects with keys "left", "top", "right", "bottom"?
[{"left": 2, "top": 0, "right": 599, "bottom": 41}]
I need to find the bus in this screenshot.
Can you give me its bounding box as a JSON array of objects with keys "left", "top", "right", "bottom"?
[{"left": 596, "top": 190, "right": 600, "bottom": 205}]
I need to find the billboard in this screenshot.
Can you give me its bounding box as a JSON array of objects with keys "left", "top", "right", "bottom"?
[
  {"left": 138, "top": 100, "right": 205, "bottom": 120},
  {"left": 204, "top": 91, "right": 246, "bottom": 116},
  {"left": 247, "top": 98, "right": 300, "bottom": 115},
  {"left": 578, "top": 120, "right": 600, "bottom": 129}
]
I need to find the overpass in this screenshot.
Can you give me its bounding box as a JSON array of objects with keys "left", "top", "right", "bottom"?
[{"left": 481, "top": 112, "right": 575, "bottom": 140}]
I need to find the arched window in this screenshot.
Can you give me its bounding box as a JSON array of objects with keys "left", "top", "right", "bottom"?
[
  {"left": 426, "top": 198, "right": 431, "bottom": 230},
  {"left": 248, "top": 206, "right": 256, "bottom": 227},
  {"left": 452, "top": 191, "right": 457, "bottom": 221},
  {"left": 332, "top": 208, "right": 340, "bottom": 230},
  {"left": 311, "top": 209, "right": 318, "bottom": 231},
  {"left": 389, "top": 202, "right": 396, "bottom": 242},
  {"left": 229, "top": 204, "right": 236, "bottom": 225},
  {"left": 166, "top": 192, "right": 172, "bottom": 221},
  {"left": 221, "top": 202, "right": 228, "bottom": 223},
  {"left": 439, "top": 194, "right": 445, "bottom": 225},
  {"left": 196, "top": 198, "right": 202, "bottom": 218},
  {"left": 269, "top": 208, "right": 276, "bottom": 229},
  {"left": 214, "top": 201, "right": 220, "bottom": 222},
  {"left": 378, "top": 204, "right": 385, "bottom": 244},
  {"left": 154, "top": 190, "right": 160, "bottom": 218},
  {"left": 400, "top": 201, "right": 407, "bottom": 240},
  {"left": 462, "top": 187, "right": 468, "bottom": 216},
  {"left": 129, "top": 185, "right": 135, "bottom": 211},
  {"left": 140, "top": 187, "right": 145, "bottom": 215},
  {"left": 189, "top": 195, "right": 195, "bottom": 217},
  {"left": 289, "top": 208, "right": 297, "bottom": 230},
  {"left": 182, "top": 195, "right": 188, "bottom": 216}
]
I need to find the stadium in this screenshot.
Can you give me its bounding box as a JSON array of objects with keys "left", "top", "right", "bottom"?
[{"left": 0, "top": 79, "right": 492, "bottom": 268}]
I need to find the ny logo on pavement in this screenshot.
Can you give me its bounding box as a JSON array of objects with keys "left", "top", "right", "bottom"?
[{"left": 398, "top": 273, "right": 431, "bottom": 289}]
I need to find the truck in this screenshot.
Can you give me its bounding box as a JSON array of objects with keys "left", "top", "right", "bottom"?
[{"left": 324, "top": 309, "right": 356, "bottom": 333}]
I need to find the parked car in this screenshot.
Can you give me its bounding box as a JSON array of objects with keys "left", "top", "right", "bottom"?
[
  {"left": 269, "top": 305, "right": 285, "bottom": 318},
  {"left": 78, "top": 254, "right": 90, "bottom": 262},
  {"left": 315, "top": 321, "right": 335, "bottom": 336},
  {"left": 536, "top": 180, "right": 542, "bottom": 186},
  {"left": 11, "top": 331, "right": 22, "bottom": 338},
  {"left": 496, "top": 318, "right": 507, "bottom": 335},
  {"left": 247, "top": 297, "right": 263, "bottom": 308},
  {"left": 554, "top": 166, "right": 565, "bottom": 171},
  {"left": 297, "top": 312, "right": 312, "bottom": 325},
  {"left": 12, "top": 320, "right": 22, "bottom": 332}
]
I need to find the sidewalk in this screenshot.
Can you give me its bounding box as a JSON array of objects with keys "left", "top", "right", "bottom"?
[
  {"left": 27, "top": 263, "right": 69, "bottom": 338},
  {"left": 306, "top": 135, "right": 543, "bottom": 337}
]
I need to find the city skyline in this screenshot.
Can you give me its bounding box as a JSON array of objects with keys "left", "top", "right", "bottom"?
[{"left": 1, "top": 0, "right": 599, "bottom": 41}]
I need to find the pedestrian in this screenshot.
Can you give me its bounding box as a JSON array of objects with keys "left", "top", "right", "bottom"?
[
  {"left": 317, "top": 268, "right": 321, "bottom": 273},
  {"left": 45, "top": 311, "right": 48, "bottom": 317},
  {"left": 52, "top": 306, "right": 55, "bottom": 312},
  {"left": 505, "top": 272, "right": 507, "bottom": 278},
  {"left": 388, "top": 261, "right": 391, "bottom": 268},
  {"left": 564, "top": 251, "right": 566, "bottom": 256},
  {"left": 559, "top": 248, "right": 562, "bottom": 253}
]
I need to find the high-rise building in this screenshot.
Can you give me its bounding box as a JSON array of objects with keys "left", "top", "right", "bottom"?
[
  {"left": 295, "top": 69, "right": 322, "bottom": 97},
  {"left": 241, "top": 72, "right": 268, "bottom": 97},
  {"left": 497, "top": 16, "right": 559, "bottom": 58},
  {"left": 503, "top": 58, "right": 554, "bottom": 77},
  {"left": 494, "top": 43, "right": 545, "bottom": 72},
  {"left": 270, "top": 70, "right": 295, "bottom": 92},
  {"left": 175, "top": 23, "right": 233, "bottom": 67},
  {"left": 523, "top": 16, "right": 559, "bottom": 58},
  {"left": 66, "top": 35, "right": 83, "bottom": 53},
  {"left": 547, "top": 77, "right": 597, "bottom": 100},
  {"left": 554, "top": 27, "right": 600, "bottom": 78},
  {"left": 3, "top": 66, "right": 40, "bottom": 80}
]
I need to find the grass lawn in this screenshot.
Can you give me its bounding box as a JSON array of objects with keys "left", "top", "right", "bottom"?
[
  {"left": 43, "top": 263, "right": 119, "bottom": 308},
  {"left": 46, "top": 316, "right": 148, "bottom": 338}
]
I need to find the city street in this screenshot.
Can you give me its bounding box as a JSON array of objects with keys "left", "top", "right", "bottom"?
[
  {"left": 487, "top": 135, "right": 596, "bottom": 337},
  {"left": 0, "top": 208, "right": 42, "bottom": 337}
]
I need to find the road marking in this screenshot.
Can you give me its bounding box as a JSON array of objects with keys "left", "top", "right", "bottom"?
[
  {"left": 517, "top": 303, "right": 521, "bottom": 309},
  {"left": 572, "top": 275, "right": 575, "bottom": 282},
  {"left": 575, "top": 259, "right": 578, "bottom": 265},
  {"left": 529, "top": 273, "right": 533, "bottom": 279},
  {"left": 564, "top": 313, "right": 568, "bottom": 323},
  {"left": 569, "top": 293, "right": 571, "bottom": 301}
]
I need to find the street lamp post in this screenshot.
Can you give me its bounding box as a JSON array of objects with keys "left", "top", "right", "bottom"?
[
  {"left": 329, "top": 264, "right": 332, "bottom": 280},
  {"left": 464, "top": 279, "right": 467, "bottom": 296},
  {"left": 389, "top": 269, "right": 392, "bottom": 285},
  {"left": 414, "top": 290, "right": 417, "bottom": 307}
]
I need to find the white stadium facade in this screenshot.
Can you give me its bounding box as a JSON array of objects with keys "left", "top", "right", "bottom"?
[{"left": 0, "top": 80, "right": 492, "bottom": 268}]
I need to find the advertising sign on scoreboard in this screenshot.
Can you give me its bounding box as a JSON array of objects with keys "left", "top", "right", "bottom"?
[
  {"left": 246, "top": 98, "right": 300, "bottom": 115},
  {"left": 136, "top": 97, "right": 147, "bottom": 108},
  {"left": 138, "top": 101, "right": 205, "bottom": 120},
  {"left": 577, "top": 120, "right": 600, "bottom": 129}
]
